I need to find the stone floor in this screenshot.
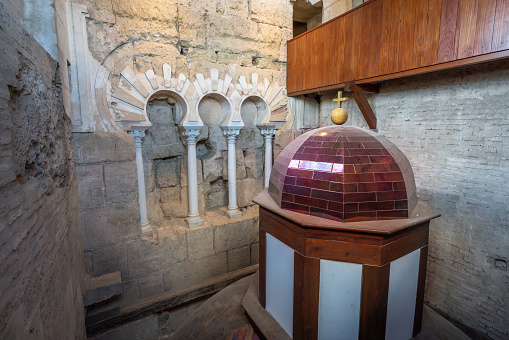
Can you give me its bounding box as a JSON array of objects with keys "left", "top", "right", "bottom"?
[{"left": 91, "top": 274, "right": 472, "bottom": 340}]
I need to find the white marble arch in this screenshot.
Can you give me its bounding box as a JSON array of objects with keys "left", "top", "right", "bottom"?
[{"left": 240, "top": 94, "right": 270, "bottom": 128}]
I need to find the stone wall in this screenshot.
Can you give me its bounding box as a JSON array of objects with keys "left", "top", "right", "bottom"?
[
  {"left": 0, "top": 1, "right": 86, "bottom": 338},
  {"left": 323, "top": 61, "right": 509, "bottom": 340},
  {"left": 73, "top": 0, "right": 290, "bottom": 318}
]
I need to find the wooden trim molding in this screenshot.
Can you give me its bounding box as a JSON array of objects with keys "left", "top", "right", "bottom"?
[
  {"left": 293, "top": 253, "right": 320, "bottom": 340},
  {"left": 259, "top": 229, "right": 267, "bottom": 308},
  {"left": 413, "top": 245, "right": 429, "bottom": 337},
  {"left": 359, "top": 263, "right": 390, "bottom": 340}
]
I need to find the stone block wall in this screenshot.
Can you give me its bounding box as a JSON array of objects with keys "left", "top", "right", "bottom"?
[
  {"left": 334, "top": 60, "right": 509, "bottom": 340},
  {"left": 0, "top": 2, "right": 86, "bottom": 338},
  {"left": 74, "top": 128, "right": 261, "bottom": 316},
  {"left": 71, "top": 0, "right": 292, "bottom": 318}
]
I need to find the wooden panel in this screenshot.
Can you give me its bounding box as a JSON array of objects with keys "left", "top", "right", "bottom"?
[
  {"left": 379, "top": 0, "right": 392, "bottom": 74},
  {"left": 455, "top": 0, "right": 479, "bottom": 59},
  {"left": 388, "top": 0, "right": 403, "bottom": 73},
  {"left": 359, "top": 3, "right": 373, "bottom": 80},
  {"left": 259, "top": 229, "right": 267, "bottom": 308},
  {"left": 424, "top": 0, "right": 443, "bottom": 65},
  {"left": 294, "top": 35, "right": 305, "bottom": 92},
  {"left": 492, "top": 0, "right": 509, "bottom": 51},
  {"left": 368, "top": 0, "right": 383, "bottom": 77},
  {"left": 343, "top": 11, "right": 355, "bottom": 81},
  {"left": 259, "top": 208, "right": 306, "bottom": 254},
  {"left": 305, "top": 238, "right": 382, "bottom": 265},
  {"left": 293, "top": 253, "right": 320, "bottom": 340},
  {"left": 437, "top": 0, "right": 460, "bottom": 62},
  {"left": 474, "top": 0, "right": 497, "bottom": 55},
  {"left": 412, "top": 0, "right": 430, "bottom": 68},
  {"left": 336, "top": 17, "right": 347, "bottom": 83},
  {"left": 413, "top": 246, "right": 429, "bottom": 337},
  {"left": 350, "top": 7, "right": 363, "bottom": 81},
  {"left": 381, "top": 225, "right": 429, "bottom": 263},
  {"left": 399, "top": 0, "right": 417, "bottom": 70},
  {"left": 359, "top": 264, "right": 390, "bottom": 340},
  {"left": 286, "top": 40, "right": 297, "bottom": 93},
  {"left": 326, "top": 19, "right": 339, "bottom": 86}
]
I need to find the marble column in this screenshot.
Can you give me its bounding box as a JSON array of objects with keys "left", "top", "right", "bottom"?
[
  {"left": 129, "top": 129, "right": 152, "bottom": 234},
  {"left": 223, "top": 128, "right": 242, "bottom": 218},
  {"left": 258, "top": 124, "right": 277, "bottom": 188},
  {"left": 183, "top": 129, "right": 203, "bottom": 227}
]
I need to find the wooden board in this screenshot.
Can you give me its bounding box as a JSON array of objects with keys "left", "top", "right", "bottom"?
[{"left": 359, "top": 264, "right": 390, "bottom": 340}]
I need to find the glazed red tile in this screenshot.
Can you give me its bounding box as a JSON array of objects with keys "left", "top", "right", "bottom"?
[
  {"left": 344, "top": 192, "right": 377, "bottom": 203},
  {"left": 357, "top": 182, "right": 390, "bottom": 192},
  {"left": 359, "top": 201, "right": 395, "bottom": 212},
  {"left": 392, "top": 181, "right": 407, "bottom": 191},
  {"left": 344, "top": 203, "right": 359, "bottom": 213},
  {"left": 316, "top": 155, "right": 344, "bottom": 163},
  {"left": 296, "top": 177, "right": 330, "bottom": 190},
  {"left": 281, "top": 201, "right": 310, "bottom": 214},
  {"left": 329, "top": 182, "right": 344, "bottom": 192},
  {"left": 328, "top": 201, "right": 343, "bottom": 211},
  {"left": 343, "top": 183, "right": 358, "bottom": 192},
  {"left": 310, "top": 207, "right": 344, "bottom": 222},
  {"left": 344, "top": 142, "right": 365, "bottom": 148},
  {"left": 344, "top": 165, "right": 356, "bottom": 173},
  {"left": 281, "top": 193, "right": 294, "bottom": 203},
  {"left": 348, "top": 148, "right": 384, "bottom": 156},
  {"left": 293, "top": 153, "right": 318, "bottom": 161},
  {"left": 283, "top": 184, "right": 312, "bottom": 196},
  {"left": 374, "top": 172, "right": 404, "bottom": 182},
  {"left": 395, "top": 200, "right": 408, "bottom": 210},
  {"left": 389, "top": 163, "right": 401, "bottom": 171},
  {"left": 302, "top": 141, "right": 323, "bottom": 148},
  {"left": 354, "top": 164, "right": 390, "bottom": 173},
  {"left": 284, "top": 177, "right": 296, "bottom": 185},
  {"left": 344, "top": 155, "right": 371, "bottom": 164},
  {"left": 369, "top": 155, "right": 396, "bottom": 164},
  {"left": 294, "top": 194, "right": 328, "bottom": 209},
  {"left": 344, "top": 173, "right": 375, "bottom": 183},
  {"left": 287, "top": 168, "right": 313, "bottom": 178},
  {"left": 362, "top": 141, "right": 384, "bottom": 148},
  {"left": 376, "top": 190, "right": 407, "bottom": 201},
  {"left": 311, "top": 189, "right": 343, "bottom": 202},
  {"left": 314, "top": 171, "right": 343, "bottom": 182},
  {"left": 336, "top": 148, "right": 346, "bottom": 156}
]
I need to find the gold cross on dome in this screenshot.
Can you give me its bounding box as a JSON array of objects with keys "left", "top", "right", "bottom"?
[{"left": 333, "top": 91, "right": 348, "bottom": 108}]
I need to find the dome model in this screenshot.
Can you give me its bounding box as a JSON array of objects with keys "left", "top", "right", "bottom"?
[{"left": 268, "top": 126, "right": 417, "bottom": 222}]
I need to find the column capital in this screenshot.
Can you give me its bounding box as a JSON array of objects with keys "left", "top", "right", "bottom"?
[
  {"left": 257, "top": 123, "right": 277, "bottom": 139},
  {"left": 183, "top": 129, "right": 200, "bottom": 144},
  {"left": 222, "top": 128, "right": 241, "bottom": 142}
]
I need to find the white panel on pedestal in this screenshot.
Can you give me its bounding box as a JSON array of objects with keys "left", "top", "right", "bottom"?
[
  {"left": 265, "top": 234, "right": 294, "bottom": 338},
  {"left": 318, "top": 260, "right": 362, "bottom": 340},
  {"left": 385, "top": 248, "right": 421, "bottom": 340}
]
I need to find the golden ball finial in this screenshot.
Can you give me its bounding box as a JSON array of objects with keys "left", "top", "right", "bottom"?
[{"left": 331, "top": 107, "right": 348, "bottom": 125}]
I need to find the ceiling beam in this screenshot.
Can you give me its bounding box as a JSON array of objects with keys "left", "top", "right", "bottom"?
[{"left": 345, "top": 81, "right": 377, "bottom": 130}]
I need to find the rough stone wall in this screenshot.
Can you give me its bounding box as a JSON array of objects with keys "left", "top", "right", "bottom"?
[
  {"left": 0, "top": 1, "right": 86, "bottom": 338},
  {"left": 73, "top": 0, "right": 290, "bottom": 317},
  {"left": 323, "top": 61, "right": 509, "bottom": 339}
]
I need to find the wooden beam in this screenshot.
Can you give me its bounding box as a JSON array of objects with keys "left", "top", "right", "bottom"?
[
  {"left": 345, "top": 81, "right": 377, "bottom": 129},
  {"left": 85, "top": 265, "right": 259, "bottom": 337},
  {"left": 357, "top": 83, "right": 380, "bottom": 93}
]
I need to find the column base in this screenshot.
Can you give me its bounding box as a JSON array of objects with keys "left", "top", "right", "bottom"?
[
  {"left": 226, "top": 207, "right": 242, "bottom": 218},
  {"left": 140, "top": 222, "right": 152, "bottom": 234},
  {"left": 186, "top": 215, "right": 204, "bottom": 227}
]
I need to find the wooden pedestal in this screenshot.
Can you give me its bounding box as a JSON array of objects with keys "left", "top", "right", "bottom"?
[{"left": 253, "top": 190, "right": 439, "bottom": 340}]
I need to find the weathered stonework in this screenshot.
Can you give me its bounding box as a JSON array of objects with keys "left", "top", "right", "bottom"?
[{"left": 0, "top": 2, "right": 86, "bottom": 338}]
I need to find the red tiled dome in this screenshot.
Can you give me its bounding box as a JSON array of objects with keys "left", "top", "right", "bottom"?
[{"left": 268, "top": 126, "right": 416, "bottom": 222}]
